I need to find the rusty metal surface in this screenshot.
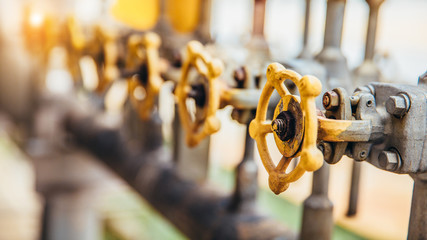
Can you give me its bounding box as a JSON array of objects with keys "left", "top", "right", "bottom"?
[{"left": 315, "top": 80, "right": 427, "bottom": 238}]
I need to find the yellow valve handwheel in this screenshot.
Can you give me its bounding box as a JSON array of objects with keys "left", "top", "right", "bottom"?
[
  {"left": 175, "top": 41, "right": 223, "bottom": 147},
  {"left": 127, "top": 32, "right": 163, "bottom": 120},
  {"left": 249, "top": 63, "right": 324, "bottom": 194}
]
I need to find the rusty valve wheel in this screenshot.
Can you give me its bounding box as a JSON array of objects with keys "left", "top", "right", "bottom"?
[
  {"left": 127, "top": 32, "right": 163, "bottom": 120},
  {"left": 175, "top": 41, "right": 224, "bottom": 147},
  {"left": 249, "top": 63, "right": 323, "bottom": 194}
]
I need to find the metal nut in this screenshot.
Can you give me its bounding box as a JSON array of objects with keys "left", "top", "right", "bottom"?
[
  {"left": 386, "top": 94, "right": 410, "bottom": 118},
  {"left": 323, "top": 91, "right": 339, "bottom": 110},
  {"left": 378, "top": 150, "right": 400, "bottom": 171}
]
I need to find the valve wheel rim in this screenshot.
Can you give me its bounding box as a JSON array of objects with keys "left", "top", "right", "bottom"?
[
  {"left": 175, "top": 41, "right": 223, "bottom": 147},
  {"left": 249, "top": 62, "right": 324, "bottom": 194},
  {"left": 127, "top": 32, "right": 163, "bottom": 120}
]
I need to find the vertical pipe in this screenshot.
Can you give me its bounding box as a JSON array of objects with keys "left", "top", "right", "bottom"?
[
  {"left": 316, "top": 0, "right": 352, "bottom": 92},
  {"left": 172, "top": 103, "right": 210, "bottom": 182},
  {"left": 125, "top": 96, "right": 163, "bottom": 152},
  {"left": 364, "top": 0, "right": 383, "bottom": 61},
  {"left": 298, "top": 0, "right": 312, "bottom": 59},
  {"left": 407, "top": 175, "right": 427, "bottom": 240},
  {"left": 300, "top": 164, "right": 334, "bottom": 240},
  {"left": 353, "top": 0, "right": 384, "bottom": 97},
  {"left": 346, "top": 161, "right": 361, "bottom": 216},
  {"left": 196, "top": 0, "right": 212, "bottom": 43},
  {"left": 247, "top": 0, "right": 270, "bottom": 77},
  {"left": 253, "top": 0, "right": 267, "bottom": 37},
  {"left": 229, "top": 119, "right": 258, "bottom": 212},
  {"left": 323, "top": 0, "right": 345, "bottom": 49}
]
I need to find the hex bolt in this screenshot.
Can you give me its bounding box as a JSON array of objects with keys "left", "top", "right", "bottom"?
[
  {"left": 386, "top": 94, "right": 410, "bottom": 118},
  {"left": 378, "top": 150, "right": 400, "bottom": 171},
  {"left": 323, "top": 91, "right": 340, "bottom": 110}
]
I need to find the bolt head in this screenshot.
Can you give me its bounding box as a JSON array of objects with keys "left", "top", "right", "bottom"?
[
  {"left": 323, "top": 91, "right": 339, "bottom": 110},
  {"left": 386, "top": 95, "right": 408, "bottom": 117},
  {"left": 378, "top": 150, "right": 399, "bottom": 171}
]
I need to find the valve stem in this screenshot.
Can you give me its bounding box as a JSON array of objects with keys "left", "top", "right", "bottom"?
[{"left": 272, "top": 119, "right": 286, "bottom": 135}]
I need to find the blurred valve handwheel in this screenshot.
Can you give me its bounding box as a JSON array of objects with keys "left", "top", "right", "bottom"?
[{"left": 175, "top": 41, "right": 223, "bottom": 147}]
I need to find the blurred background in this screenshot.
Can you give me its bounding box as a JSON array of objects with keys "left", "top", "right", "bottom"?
[{"left": 0, "top": 0, "right": 426, "bottom": 239}]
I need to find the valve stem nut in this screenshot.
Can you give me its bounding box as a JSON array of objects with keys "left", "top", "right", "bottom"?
[
  {"left": 378, "top": 150, "right": 401, "bottom": 172},
  {"left": 323, "top": 91, "right": 340, "bottom": 110},
  {"left": 272, "top": 118, "right": 286, "bottom": 135}
]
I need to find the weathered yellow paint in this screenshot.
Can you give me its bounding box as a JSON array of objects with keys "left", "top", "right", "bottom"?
[
  {"left": 318, "top": 118, "right": 352, "bottom": 140},
  {"left": 175, "top": 41, "right": 223, "bottom": 147},
  {"left": 272, "top": 95, "right": 303, "bottom": 157},
  {"left": 126, "top": 32, "right": 163, "bottom": 120},
  {"left": 318, "top": 117, "right": 372, "bottom": 142},
  {"left": 166, "top": 0, "right": 201, "bottom": 33},
  {"left": 111, "top": 0, "right": 159, "bottom": 30},
  {"left": 249, "top": 63, "right": 323, "bottom": 194}
]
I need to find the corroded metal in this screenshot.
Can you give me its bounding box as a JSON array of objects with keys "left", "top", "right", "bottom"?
[
  {"left": 321, "top": 88, "right": 353, "bottom": 164},
  {"left": 316, "top": 80, "right": 427, "bottom": 237}
]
